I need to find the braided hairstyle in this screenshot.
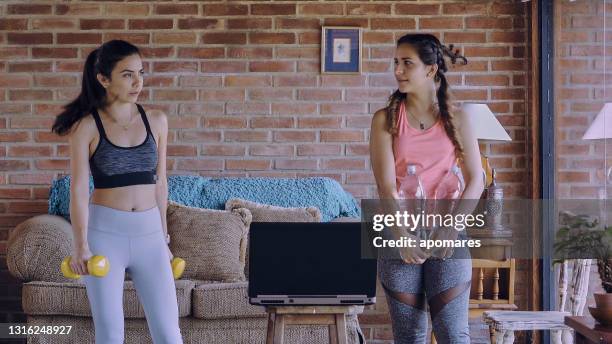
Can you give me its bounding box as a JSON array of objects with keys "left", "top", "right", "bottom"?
[{"left": 385, "top": 33, "right": 468, "bottom": 162}]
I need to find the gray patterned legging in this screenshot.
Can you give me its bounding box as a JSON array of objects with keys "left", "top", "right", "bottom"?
[{"left": 378, "top": 248, "right": 472, "bottom": 344}]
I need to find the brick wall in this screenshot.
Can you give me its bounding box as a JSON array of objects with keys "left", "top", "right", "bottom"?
[
  {"left": 555, "top": 0, "right": 610, "bottom": 312},
  {"left": 0, "top": 1, "right": 531, "bottom": 343}
]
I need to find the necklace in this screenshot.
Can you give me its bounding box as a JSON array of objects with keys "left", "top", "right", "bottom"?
[
  {"left": 406, "top": 109, "right": 426, "bottom": 130},
  {"left": 106, "top": 111, "right": 135, "bottom": 131}
]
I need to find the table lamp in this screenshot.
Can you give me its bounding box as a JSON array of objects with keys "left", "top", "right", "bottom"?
[{"left": 582, "top": 102, "right": 612, "bottom": 186}]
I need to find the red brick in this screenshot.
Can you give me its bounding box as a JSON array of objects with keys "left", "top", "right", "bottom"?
[
  {"left": 297, "top": 89, "right": 342, "bottom": 101},
  {"left": 178, "top": 76, "right": 221, "bottom": 88},
  {"left": 363, "top": 32, "right": 394, "bottom": 45},
  {"left": 0, "top": 48, "right": 26, "bottom": 59},
  {"left": 228, "top": 47, "right": 273, "bottom": 59},
  {"left": 153, "top": 33, "right": 196, "bottom": 45},
  {"left": 57, "top": 33, "right": 102, "bottom": 44},
  {"left": 200, "top": 89, "right": 245, "bottom": 102},
  {"left": 464, "top": 46, "right": 510, "bottom": 58},
  {"left": 249, "top": 145, "right": 293, "bottom": 156},
  {"left": 154, "top": 4, "right": 198, "bottom": 15},
  {"left": 178, "top": 18, "right": 221, "bottom": 30},
  {"left": 129, "top": 19, "right": 173, "bottom": 30},
  {"left": 346, "top": 89, "right": 391, "bottom": 101},
  {"left": 0, "top": 76, "right": 30, "bottom": 88},
  {"left": 298, "top": 117, "right": 341, "bottom": 129},
  {"left": 298, "top": 32, "right": 320, "bottom": 44},
  {"left": 250, "top": 33, "right": 295, "bottom": 45},
  {"left": 466, "top": 17, "right": 513, "bottom": 29},
  {"left": 35, "top": 76, "right": 78, "bottom": 88},
  {"left": 443, "top": 3, "right": 488, "bottom": 15},
  {"left": 0, "top": 161, "right": 29, "bottom": 171},
  {"left": 203, "top": 4, "right": 248, "bottom": 16},
  {"left": 0, "top": 188, "right": 30, "bottom": 199},
  {"left": 227, "top": 103, "right": 270, "bottom": 115},
  {"left": 347, "top": 4, "right": 391, "bottom": 15},
  {"left": 420, "top": 17, "right": 463, "bottom": 30},
  {"left": 225, "top": 131, "right": 270, "bottom": 142},
  {"left": 275, "top": 18, "right": 319, "bottom": 30},
  {"left": 0, "top": 19, "right": 27, "bottom": 30},
  {"left": 105, "top": 4, "right": 149, "bottom": 16},
  {"left": 275, "top": 160, "right": 318, "bottom": 170},
  {"left": 444, "top": 32, "right": 487, "bottom": 44},
  {"left": 103, "top": 33, "right": 150, "bottom": 45},
  {"left": 202, "top": 33, "right": 247, "bottom": 45},
  {"left": 225, "top": 76, "right": 272, "bottom": 87},
  {"left": 80, "top": 19, "right": 125, "bottom": 30},
  {"left": 204, "top": 117, "right": 247, "bottom": 129},
  {"left": 323, "top": 18, "right": 368, "bottom": 27},
  {"left": 179, "top": 103, "right": 224, "bottom": 116},
  {"left": 274, "top": 131, "right": 316, "bottom": 142},
  {"left": 7, "top": 33, "right": 52, "bottom": 45},
  {"left": 8, "top": 201, "right": 48, "bottom": 214},
  {"left": 298, "top": 61, "right": 321, "bottom": 72},
  {"left": 251, "top": 4, "right": 296, "bottom": 15},
  {"left": 274, "top": 76, "right": 316, "bottom": 87},
  {"left": 0, "top": 132, "right": 29, "bottom": 142},
  {"left": 31, "top": 48, "right": 78, "bottom": 59},
  {"left": 176, "top": 160, "right": 223, "bottom": 171},
  {"left": 299, "top": 3, "right": 343, "bottom": 15},
  {"left": 153, "top": 90, "right": 197, "bottom": 101},
  {"left": 491, "top": 88, "right": 524, "bottom": 100},
  {"left": 165, "top": 145, "right": 196, "bottom": 157},
  {"left": 34, "top": 132, "right": 67, "bottom": 143},
  {"left": 249, "top": 61, "right": 295, "bottom": 73},
  {"left": 55, "top": 4, "right": 100, "bottom": 15},
  {"left": 226, "top": 160, "right": 271, "bottom": 170},
  {"left": 346, "top": 116, "right": 371, "bottom": 128},
  {"left": 228, "top": 19, "right": 272, "bottom": 30},
  {"left": 321, "top": 159, "right": 366, "bottom": 170},
  {"left": 297, "top": 144, "right": 341, "bottom": 156},
  {"left": 321, "top": 76, "right": 367, "bottom": 88},
  {"left": 250, "top": 117, "right": 294, "bottom": 128},
  {"left": 201, "top": 145, "right": 245, "bottom": 156},
  {"left": 30, "top": 18, "right": 77, "bottom": 30},
  {"left": 140, "top": 47, "right": 174, "bottom": 59},
  {"left": 491, "top": 1, "right": 527, "bottom": 15},
  {"left": 8, "top": 146, "right": 52, "bottom": 157},
  {"left": 490, "top": 142, "right": 526, "bottom": 155},
  {"left": 492, "top": 60, "right": 526, "bottom": 71},
  {"left": 371, "top": 18, "right": 416, "bottom": 30},
  {"left": 180, "top": 131, "right": 222, "bottom": 142},
  {"left": 395, "top": 3, "right": 440, "bottom": 15},
  {"left": 167, "top": 116, "right": 199, "bottom": 129},
  {"left": 346, "top": 172, "right": 375, "bottom": 184},
  {"left": 35, "top": 160, "right": 70, "bottom": 170},
  {"left": 0, "top": 104, "right": 31, "bottom": 115},
  {"left": 466, "top": 75, "right": 510, "bottom": 86},
  {"left": 490, "top": 31, "right": 526, "bottom": 43},
  {"left": 272, "top": 103, "right": 317, "bottom": 116},
  {"left": 249, "top": 89, "right": 294, "bottom": 102},
  {"left": 320, "top": 103, "right": 367, "bottom": 115},
  {"left": 153, "top": 62, "right": 198, "bottom": 73},
  {"left": 320, "top": 130, "right": 365, "bottom": 143},
  {"left": 9, "top": 90, "right": 52, "bottom": 101},
  {"left": 7, "top": 4, "right": 52, "bottom": 14}
]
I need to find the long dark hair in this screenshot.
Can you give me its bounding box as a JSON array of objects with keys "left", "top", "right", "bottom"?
[
  {"left": 52, "top": 40, "right": 140, "bottom": 135},
  {"left": 386, "top": 33, "right": 468, "bottom": 161}
]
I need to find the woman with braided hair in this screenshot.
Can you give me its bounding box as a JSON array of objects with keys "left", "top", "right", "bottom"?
[{"left": 370, "top": 33, "right": 484, "bottom": 343}]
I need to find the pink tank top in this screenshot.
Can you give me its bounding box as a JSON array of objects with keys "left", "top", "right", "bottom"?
[{"left": 392, "top": 101, "right": 456, "bottom": 199}]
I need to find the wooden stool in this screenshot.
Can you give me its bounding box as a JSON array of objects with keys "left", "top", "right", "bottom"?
[{"left": 265, "top": 306, "right": 359, "bottom": 344}]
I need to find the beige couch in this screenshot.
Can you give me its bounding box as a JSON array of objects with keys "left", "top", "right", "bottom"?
[{"left": 7, "top": 203, "right": 364, "bottom": 344}]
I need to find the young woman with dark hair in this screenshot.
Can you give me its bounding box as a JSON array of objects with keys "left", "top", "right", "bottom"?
[
  {"left": 370, "top": 33, "right": 485, "bottom": 343},
  {"left": 52, "top": 40, "right": 182, "bottom": 344}
]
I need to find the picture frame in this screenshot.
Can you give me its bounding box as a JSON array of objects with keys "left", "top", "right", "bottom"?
[{"left": 321, "top": 26, "right": 362, "bottom": 75}]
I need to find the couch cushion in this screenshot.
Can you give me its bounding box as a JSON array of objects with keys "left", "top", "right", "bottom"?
[
  {"left": 167, "top": 201, "right": 251, "bottom": 282},
  {"left": 225, "top": 198, "right": 321, "bottom": 222},
  {"left": 191, "top": 280, "right": 266, "bottom": 319},
  {"left": 7, "top": 214, "right": 74, "bottom": 283},
  {"left": 21, "top": 279, "right": 194, "bottom": 318}
]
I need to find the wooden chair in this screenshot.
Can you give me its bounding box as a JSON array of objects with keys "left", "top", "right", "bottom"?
[{"left": 483, "top": 259, "right": 592, "bottom": 344}]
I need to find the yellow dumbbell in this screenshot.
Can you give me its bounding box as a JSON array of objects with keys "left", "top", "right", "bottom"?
[
  {"left": 61, "top": 255, "right": 110, "bottom": 279},
  {"left": 171, "top": 257, "right": 186, "bottom": 280}
]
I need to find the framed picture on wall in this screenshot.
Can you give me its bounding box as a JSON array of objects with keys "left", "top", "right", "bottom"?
[{"left": 321, "top": 26, "right": 362, "bottom": 74}]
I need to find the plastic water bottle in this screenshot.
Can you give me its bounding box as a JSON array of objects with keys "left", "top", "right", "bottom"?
[
  {"left": 434, "top": 164, "right": 465, "bottom": 200},
  {"left": 398, "top": 165, "right": 426, "bottom": 200}
]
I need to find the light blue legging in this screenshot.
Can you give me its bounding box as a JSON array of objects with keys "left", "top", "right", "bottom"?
[
  {"left": 378, "top": 244, "right": 472, "bottom": 344},
  {"left": 83, "top": 204, "right": 183, "bottom": 344}
]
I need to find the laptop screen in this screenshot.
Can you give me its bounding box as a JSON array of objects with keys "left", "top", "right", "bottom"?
[{"left": 248, "top": 222, "right": 377, "bottom": 297}]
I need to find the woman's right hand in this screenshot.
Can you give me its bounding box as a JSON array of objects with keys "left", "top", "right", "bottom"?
[
  {"left": 398, "top": 245, "right": 430, "bottom": 264},
  {"left": 70, "top": 246, "right": 93, "bottom": 276}
]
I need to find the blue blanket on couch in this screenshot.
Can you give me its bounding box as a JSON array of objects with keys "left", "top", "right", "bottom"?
[{"left": 48, "top": 175, "right": 361, "bottom": 222}]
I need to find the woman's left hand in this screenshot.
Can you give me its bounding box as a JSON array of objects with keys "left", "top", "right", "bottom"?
[
  {"left": 430, "top": 226, "right": 459, "bottom": 259},
  {"left": 166, "top": 244, "right": 174, "bottom": 261}
]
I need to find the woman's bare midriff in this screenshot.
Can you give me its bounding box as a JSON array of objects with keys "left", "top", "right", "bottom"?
[{"left": 90, "top": 184, "right": 157, "bottom": 212}]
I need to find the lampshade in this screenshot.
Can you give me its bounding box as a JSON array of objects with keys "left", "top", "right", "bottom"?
[
  {"left": 462, "top": 103, "right": 512, "bottom": 141},
  {"left": 582, "top": 103, "right": 612, "bottom": 140}
]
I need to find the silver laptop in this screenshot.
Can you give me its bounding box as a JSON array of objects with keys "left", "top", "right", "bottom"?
[{"left": 248, "top": 222, "right": 377, "bottom": 305}]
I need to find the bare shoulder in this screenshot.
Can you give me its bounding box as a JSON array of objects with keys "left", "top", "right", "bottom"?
[
  {"left": 371, "top": 108, "right": 388, "bottom": 129},
  {"left": 70, "top": 114, "right": 96, "bottom": 142},
  {"left": 147, "top": 108, "right": 168, "bottom": 126}
]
